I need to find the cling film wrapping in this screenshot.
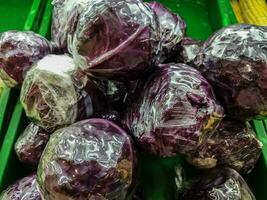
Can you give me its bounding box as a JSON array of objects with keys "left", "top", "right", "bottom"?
[
  {"left": 20, "top": 55, "right": 79, "bottom": 130},
  {"left": 186, "top": 120, "right": 263, "bottom": 174},
  {"left": 0, "top": 31, "right": 52, "bottom": 87},
  {"left": 177, "top": 37, "right": 203, "bottom": 65},
  {"left": 199, "top": 24, "right": 267, "bottom": 62},
  {"left": 52, "top": 0, "right": 92, "bottom": 52},
  {"left": 20, "top": 55, "right": 107, "bottom": 131},
  {"left": 178, "top": 168, "right": 256, "bottom": 200},
  {"left": 37, "top": 119, "right": 136, "bottom": 200},
  {"left": 196, "top": 24, "right": 267, "bottom": 121},
  {"left": 123, "top": 64, "right": 224, "bottom": 157},
  {"left": 68, "top": 0, "right": 159, "bottom": 80},
  {"left": 0, "top": 174, "right": 41, "bottom": 200},
  {"left": 68, "top": 0, "right": 185, "bottom": 80},
  {"left": 147, "top": 1, "right": 186, "bottom": 61},
  {"left": 15, "top": 123, "right": 50, "bottom": 168}
]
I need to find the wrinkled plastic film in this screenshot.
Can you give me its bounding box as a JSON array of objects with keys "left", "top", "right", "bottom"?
[
  {"left": 196, "top": 24, "right": 267, "bottom": 121},
  {"left": 124, "top": 64, "right": 224, "bottom": 157},
  {"left": 68, "top": 0, "right": 159, "bottom": 79},
  {"left": 0, "top": 31, "right": 52, "bottom": 87},
  {"left": 52, "top": 0, "right": 92, "bottom": 52},
  {"left": 37, "top": 119, "right": 135, "bottom": 200},
  {"left": 68, "top": 0, "right": 187, "bottom": 80},
  {"left": 55, "top": 0, "right": 187, "bottom": 80},
  {"left": 21, "top": 54, "right": 109, "bottom": 131},
  {"left": 0, "top": 175, "right": 41, "bottom": 200},
  {"left": 20, "top": 55, "right": 79, "bottom": 130},
  {"left": 15, "top": 123, "right": 50, "bottom": 168},
  {"left": 186, "top": 120, "right": 263, "bottom": 173},
  {"left": 200, "top": 24, "right": 267, "bottom": 62},
  {"left": 148, "top": 1, "right": 186, "bottom": 61},
  {"left": 178, "top": 168, "right": 256, "bottom": 200},
  {"left": 177, "top": 37, "right": 203, "bottom": 64}
]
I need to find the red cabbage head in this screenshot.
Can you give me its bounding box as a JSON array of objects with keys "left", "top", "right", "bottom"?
[
  {"left": 20, "top": 55, "right": 107, "bottom": 131},
  {"left": 68, "top": 0, "right": 161, "bottom": 80},
  {"left": 0, "top": 174, "right": 41, "bottom": 200},
  {"left": 0, "top": 31, "right": 52, "bottom": 87},
  {"left": 148, "top": 2, "right": 186, "bottom": 61},
  {"left": 51, "top": 0, "right": 92, "bottom": 52},
  {"left": 186, "top": 119, "right": 262, "bottom": 173},
  {"left": 179, "top": 168, "right": 256, "bottom": 200},
  {"left": 15, "top": 123, "right": 50, "bottom": 168},
  {"left": 37, "top": 119, "right": 136, "bottom": 200},
  {"left": 123, "top": 63, "right": 224, "bottom": 157},
  {"left": 196, "top": 24, "right": 267, "bottom": 121}
]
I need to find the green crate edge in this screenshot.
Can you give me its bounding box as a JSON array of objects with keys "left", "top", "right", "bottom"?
[
  {"left": 0, "top": 1, "right": 42, "bottom": 149},
  {"left": 0, "top": 89, "right": 11, "bottom": 146},
  {"left": 252, "top": 120, "right": 267, "bottom": 167},
  {"left": 38, "top": 0, "right": 52, "bottom": 38},
  {"left": 0, "top": 0, "right": 49, "bottom": 190},
  {"left": 0, "top": 0, "right": 47, "bottom": 149}
]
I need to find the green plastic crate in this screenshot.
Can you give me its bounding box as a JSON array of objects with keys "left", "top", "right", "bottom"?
[
  {"left": 0, "top": 0, "right": 49, "bottom": 191},
  {"left": 0, "top": 89, "right": 12, "bottom": 148},
  {"left": 247, "top": 119, "right": 267, "bottom": 200},
  {"left": 0, "top": 0, "right": 47, "bottom": 150},
  {"left": 0, "top": 0, "right": 266, "bottom": 200}
]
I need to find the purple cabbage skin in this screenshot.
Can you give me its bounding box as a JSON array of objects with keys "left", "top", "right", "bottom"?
[
  {"left": 37, "top": 119, "right": 136, "bottom": 200},
  {"left": 196, "top": 24, "right": 267, "bottom": 121},
  {"left": 51, "top": 0, "right": 91, "bottom": 52},
  {"left": 0, "top": 174, "right": 41, "bottom": 200},
  {"left": 177, "top": 37, "right": 203, "bottom": 64},
  {"left": 69, "top": 0, "right": 162, "bottom": 80},
  {"left": 0, "top": 31, "right": 52, "bottom": 87},
  {"left": 15, "top": 123, "right": 50, "bottom": 168},
  {"left": 20, "top": 55, "right": 107, "bottom": 131},
  {"left": 186, "top": 120, "right": 262, "bottom": 173},
  {"left": 123, "top": 63, "right": 224, "bottom": 157},
  {"left": 178, "top": 168, "right": 256, "bottom": 200},
  {"left": 147, "top": 1, "right": 186, "bottom": 61}
]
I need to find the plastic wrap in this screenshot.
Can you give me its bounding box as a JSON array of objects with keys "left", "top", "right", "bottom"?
[
  {"left": 20, "top": 54, "right": 107, "bottom": 131},
  {"left": 147, "top": 2, "right": 186, "bottom": 61},
  {"left": 186, "top": 120, "right": 262, "bottom": 173},
  {"left": 37, "top": 119, "right": 136, "bottom": 200},
  {"left": 123, "top": 63, "right": 224, "bottom": 157},
  {"left": 177, "top": 37, "right": 203, "bottom": 64},
  {"left": 0, "top": 31, "right": 52, "bottom": 87},
  {"left": 178, "top": 168, "right": 256, "bottom": 200},
  {"left": 196, "top": 24, "right": 267, "bottom": 121},
  {"left": 51, "top": 0, "right": 91, "bottom": 52},
  {"left": 68, "top": 0, "right": 162, "bottom": 80},
  {"left": 0, "top": 174, "right": 41, "bottom": 200},
  {"left": 15, "top": 123, "right": 50, "bottom": 168}
]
